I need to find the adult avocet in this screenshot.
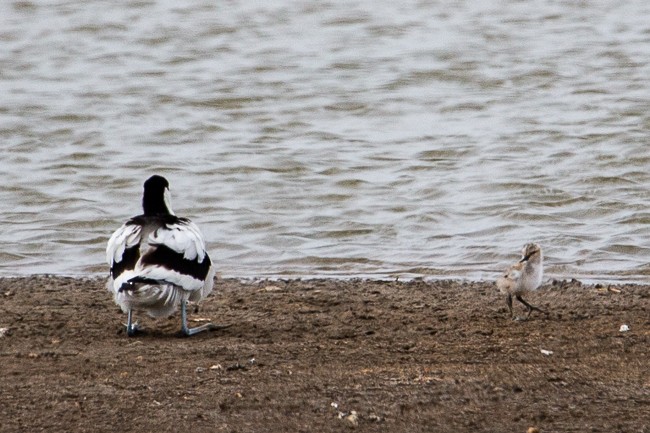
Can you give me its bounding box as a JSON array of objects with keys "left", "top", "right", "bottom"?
[{"left": 106, "top": 175, "right": 215, "bottom": 336}]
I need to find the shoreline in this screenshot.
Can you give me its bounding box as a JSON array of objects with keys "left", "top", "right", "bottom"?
[
  {"left": 1, "top": 276, "right": 648, "bottom": 432},
  {"left": 0, "top": 272, "right": 647, "bottom": 286}
]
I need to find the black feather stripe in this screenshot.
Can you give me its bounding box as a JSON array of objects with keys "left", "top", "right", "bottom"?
[
  {"left": 111, "top": 245, "right": 140, "bottom": 279},
  {"left": 140, "top": 244, "right": 212, "bottom": 281},
  {"left": 125, "top": 276, "right": 162, "bottom": 286}
]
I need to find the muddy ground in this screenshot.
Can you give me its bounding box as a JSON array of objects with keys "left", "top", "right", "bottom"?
[{"left": 0, "top": 276, "right": 648, "bottom": 432}]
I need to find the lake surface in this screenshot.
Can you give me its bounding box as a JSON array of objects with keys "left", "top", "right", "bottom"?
[{"left": 2, "top": 0, "right": 650, "bottom": 282}]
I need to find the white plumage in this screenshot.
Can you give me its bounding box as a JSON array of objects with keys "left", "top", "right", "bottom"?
[
  {"left": 496, "top": 242, "right": 545, "bottom": 320},
  {"left": 106, "top": 175, "right": 216, "bottom": 336}
]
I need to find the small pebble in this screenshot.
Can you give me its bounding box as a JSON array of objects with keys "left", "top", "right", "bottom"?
[
  {"left": 345, "top": 411, "right": 359, "bottom": 428},
  {"left": 619, "top": 324, "right": 630, "bottom": 332},
  {"left": 367, "top": 413, "right": 382, "bottom": 422}
]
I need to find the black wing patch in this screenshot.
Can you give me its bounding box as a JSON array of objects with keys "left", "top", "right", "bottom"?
[
  {"left": 110, "top": 245, "right": 140, "bottom": 279},
  {"left": 140, "top": 244, "right": 212, "bottom": 281}
]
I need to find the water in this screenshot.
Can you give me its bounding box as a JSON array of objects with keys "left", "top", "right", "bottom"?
[{"left": 2, "top": 0, "right": 650, "bottom": 282}]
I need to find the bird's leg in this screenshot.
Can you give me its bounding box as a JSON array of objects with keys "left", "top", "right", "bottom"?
[
  {"left": 125, "top": 309, "right": 141, "bottom": 336},
  {"left": 180, "top": 299, "right": 215, "bottom": 336},
  {"left": 506, "top": 294, "right": 514, "bottom": 318},
  {"left": 516, "top": 295, "right": 545, "bottom": 319}
]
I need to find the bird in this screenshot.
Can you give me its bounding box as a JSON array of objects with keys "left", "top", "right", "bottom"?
[
  {"left": 496, "top": 242, "right": 545, "bottom": 320},
  {"left": 106, "top": 175, "right": 216, "bottom": 336}
]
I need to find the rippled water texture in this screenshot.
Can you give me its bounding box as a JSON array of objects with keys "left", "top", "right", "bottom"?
[{"left": 1, "top": 1, "right": 650, "bottom": 281}]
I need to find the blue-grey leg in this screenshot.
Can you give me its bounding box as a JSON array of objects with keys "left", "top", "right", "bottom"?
[
  {"left": 180, "top": 299, "right": 215, "bottom": 336},
  {"left": 125, "top": 309, "right": 140, "bottom": 336},
  {"left": 506, "top": 294, "right": 514, "bottom": 318},
  {"left": 515, "top": 295, "right": 546, "bottom": 320}
]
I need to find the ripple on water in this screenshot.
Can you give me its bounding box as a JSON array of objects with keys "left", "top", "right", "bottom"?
[{"left": 1, "top": 0, "right": 649, "bottom": 282}]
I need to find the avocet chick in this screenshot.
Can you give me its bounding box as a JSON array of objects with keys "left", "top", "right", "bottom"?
[
  {"left": 106, "top": 175, "right": 216, "bottom": 336},
  {"left": 497, "top": 243, "right": 545, "bottom": 320}
]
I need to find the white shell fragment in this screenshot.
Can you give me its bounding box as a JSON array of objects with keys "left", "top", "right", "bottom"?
[
  {"left": 540, "top": 349, "right": 553, "bottom": 356},
  {"left": 619, "top": 324, "right": 630, "bottom": 332}
]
